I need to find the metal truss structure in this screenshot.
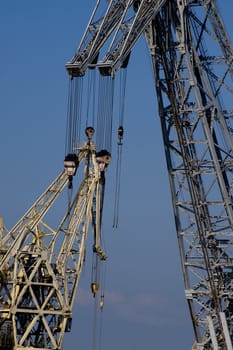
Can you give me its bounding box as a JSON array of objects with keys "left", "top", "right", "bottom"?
[
  {"left": 0, "top": 141, "right": 108, "bottom": 349},
  {"left": 1, "top": 0, "right": 233, "bottom": 349}
]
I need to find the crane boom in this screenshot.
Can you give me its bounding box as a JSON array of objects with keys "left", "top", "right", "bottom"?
[
  {"left": 66, "top": 0, "right": 168, "bottom": 77},
  {"left": 66, "top": 0, "right": 133, "bottom": 77},
  {"left": 0, "top": 170, "right": 68, "bottom": 268},
  {"left": 0, "top": 140, "right": 108, "bottom": 350}
]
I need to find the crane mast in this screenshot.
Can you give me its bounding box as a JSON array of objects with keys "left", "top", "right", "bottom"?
[
  {"left": 1, "top": 0, "right": 233, "bottom": 349},
  {"left": 145, "top": 2, "right": 233, "bottom": 348}
]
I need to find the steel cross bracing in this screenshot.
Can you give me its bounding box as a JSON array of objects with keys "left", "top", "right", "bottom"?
[
  {"left": 67, "top": 0, "right": 233, "bottom": 349},
  {"left": 145, "top": 1, "right": 233, "bottom": 349},
  {"left": 66, "top": 0, "right": 132, "bottom": 77},
  {"left": 0, "top": 141, "right": 107, "bottom": 350},
  {"left": 66, "top": 0, "right": 167, "bottom": 77}
]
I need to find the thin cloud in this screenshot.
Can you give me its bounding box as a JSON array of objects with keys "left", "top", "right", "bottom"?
[
  {"left": 105, "top": 291, "right": 175, "bottom": 327},
  {"left": 76, "top": 288, "right": 186, "bottom": 328}
]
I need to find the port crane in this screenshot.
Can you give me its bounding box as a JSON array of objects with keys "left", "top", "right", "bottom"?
[{"left": 1, "top": 0, "right": 233, "bottom": 349}]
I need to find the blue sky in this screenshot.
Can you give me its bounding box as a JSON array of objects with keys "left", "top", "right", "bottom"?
[{"left": 0, "top": 1, "right": 232, "bottom": 350}]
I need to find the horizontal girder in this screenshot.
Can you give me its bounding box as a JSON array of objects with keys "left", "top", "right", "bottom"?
[{"left": 66, "top": 0, "right": 168, "bottom": 77}]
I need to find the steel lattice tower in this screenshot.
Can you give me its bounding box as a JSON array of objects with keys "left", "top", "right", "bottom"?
[{"left": 145, "top": 2, "right": 233, "bottom": 348}]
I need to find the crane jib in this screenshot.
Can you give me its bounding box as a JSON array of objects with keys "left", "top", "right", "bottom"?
[{"left": 66, "top": 0, "right": 168, "bottom": 77}]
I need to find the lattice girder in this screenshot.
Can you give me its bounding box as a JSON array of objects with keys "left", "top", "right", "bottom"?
[
  {"left": 145, "top": 1, "right": 233, "bottom": 348},
  {"left": 0, "top": 142, "right": 106, "bottom": 349}
]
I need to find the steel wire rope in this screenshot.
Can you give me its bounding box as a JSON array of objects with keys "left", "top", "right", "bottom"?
[
  {"left": 65, "top": 78, "right": 74, "bottom": 211},
  {"left": 90, "top": 257, "right": 107, "bottom": 350},
  {"left": 97, "top": 264, "right": 106, "bottom": 350},
  {"left": 94, "top": 171, "right": 107, "bottom": 350},
  {"left": 105, "top": 76, "right": 114, "bottom": 152},
  {"left": 119, "top": 69, "right": 127, "bottom": 126},
  {"left": 97, "top": 258, "right": 107, "bottom": 350},
  {"left": 74, "top": 77, "right": 84, "bottom": 150},
  {"left": 96, "top": 75, "right": 114, "bottom": 152},
  {"left": 65, "top": 78, "right": 73, "bottom": 155},
  {"left": 71, "top": 79, "right": 77, "bottom": 151},
  {"left": 88, "top": 74, "right": 114, "bottom": 350},
  {"left": 91, "top": 288, "right": 99, "bottom": 350},
  {"left": 86, "top": 70, "right": 97, "bottom": 129},
  {"left": 65, "top": 77, "right": 84, "bottom": 218},
  {"left": 113, "top": 143, "right": 123, "bottom": 228},
  {"left": 101, "top": 75, "right": 109, "bottom": 150},
  {"left": 113, "top": 69, "right": 127, "bottom": 227},
  {"left": 65, "top": 77, "right": 84, "bottom": 154},
  {"left": 90, "top": 252, "right": 100, "bottom": 350},
  {"left": 90, "top": 203, "right": 107, "bottom": 350},
  {"left": 96, "top": 76, "right": 104, "bottom": 151}
]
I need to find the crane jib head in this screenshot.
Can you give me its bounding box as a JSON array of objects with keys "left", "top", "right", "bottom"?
[{"left": 64, "top": 153, "right": 79, "bottom": 177}]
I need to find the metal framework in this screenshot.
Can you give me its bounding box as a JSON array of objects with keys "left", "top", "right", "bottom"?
[
  {"left": 146, "top": 2, "right": 233, "bottom": 348},
  {"left": 0, "top": 140, "right": 108, "bottom": 349},
  {"left": 1, "top": 0, "right": 233, "bottom": 349},
  {"left": 66, "top": 0, "right": 233, "bottom": 348}
]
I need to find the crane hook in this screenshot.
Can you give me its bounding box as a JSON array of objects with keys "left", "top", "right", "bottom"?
[{"left": 118, "top": 126, "right": 124, "bottom": 144}]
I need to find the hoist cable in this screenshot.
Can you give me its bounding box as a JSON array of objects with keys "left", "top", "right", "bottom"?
[
  {"left": 70, "top": 79, "right": 77, "bottom": 152},
  {"left": 113, "top": 143, "right": 123, "bottom": 228},
  {"left": 91, "top": 254, "right": 103, "bottom": 350},
  {"left": 67, "top": 186, "right": 73, "bottom": 214},
  {"left": 119, "top": 69, "right": 127, "bottom": 126},
  {"left": 93, "top": 260, "right": 106, "bottom": 350},
  {"left": 91, "top": 251, "right": 97, "bottom": 285},
  {"left": 105, "top": 77, "right": 114, "bottom": 152},
  {"left": 91, "top": 221, "right": 107, "bottom": 350},
  {"left": 65, "top": 77, "right": 83, "bottom": 154},
  {"left": 96, "top": 77, "right": 104, "bottom": 151},
  {"left": 98, "top": 309, "right": 104, "bottom": 350},
  {"left": 86, "top": 70, "right": 97, "bottom": 128},
  {"left": 65, "top": 78, "right": 72, "bottom": 155},
  {"left": 113, "top": 69, "right": 127, "bottom": 227},
  {"left": 99, "top": 258, "right": 107, "bottom": 350},
  {"left": 96, "top": 75, "right": 114, "bottom": 152},
  {"left": 74, "top": 77, "right": 83, "bottom": 150},
  {"left": 91, "top": 72, "right": 96, "bottom": 128},
  {"left": 91, "top": 293, "right": 99, "bottom": 350}
]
